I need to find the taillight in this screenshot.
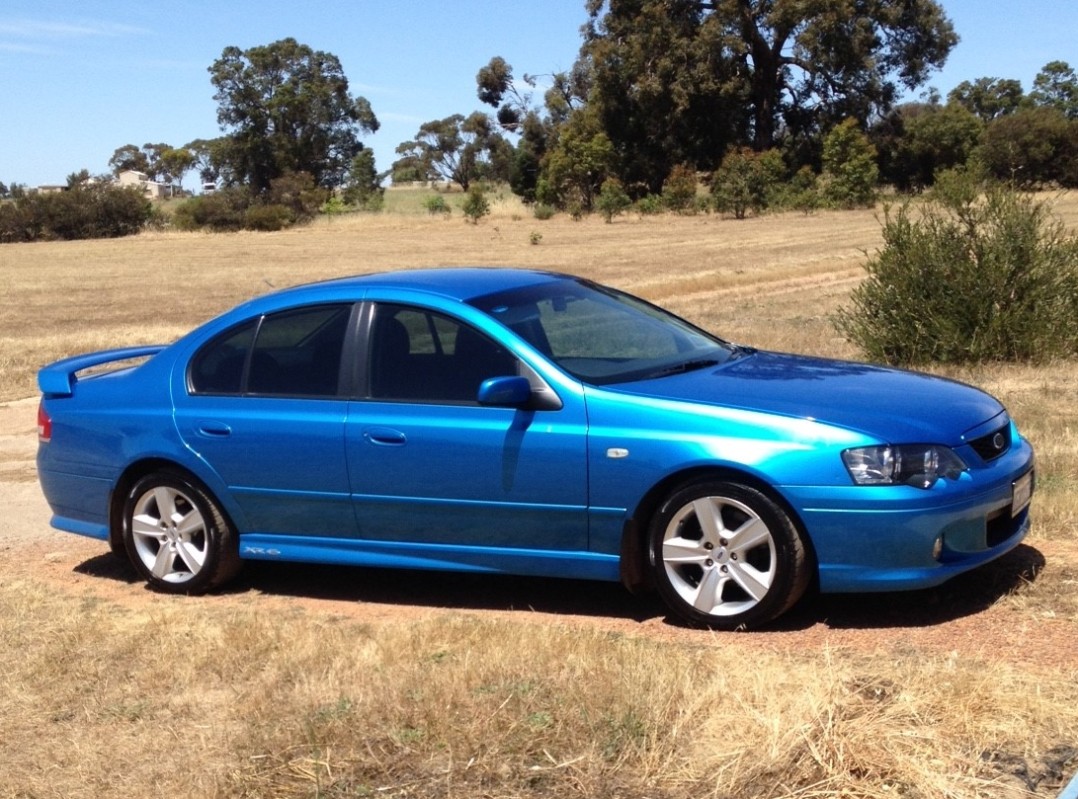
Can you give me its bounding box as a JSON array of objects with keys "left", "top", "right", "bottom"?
[{"left": 37, "top": 402, "right": 52, "bottom": 443}]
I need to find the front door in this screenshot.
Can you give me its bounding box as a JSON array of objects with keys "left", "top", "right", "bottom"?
[{"left": 344, "top": 303, "right": 589, "bottom": 552}]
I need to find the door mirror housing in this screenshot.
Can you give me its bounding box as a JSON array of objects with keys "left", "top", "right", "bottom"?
[{"left": 477, "top": 375, "right": 533, "bottom": 407}]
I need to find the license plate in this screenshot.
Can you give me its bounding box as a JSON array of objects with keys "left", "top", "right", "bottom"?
[{"left": 1011, "top": 470, "right": 1033, "bottom": 518}]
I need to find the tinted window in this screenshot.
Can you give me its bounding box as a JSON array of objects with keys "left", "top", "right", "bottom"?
[
  {"left": 248, "top": 305, "right": 351, "bottom": 396},
  {"left": 189, "top": 320, "right": 257, "bottom": 394},
  {"left": 189, "top": 304, "right": 351, "bottom": 397},
  {"left": 369, "top": 304, "right": 517, "bottom": 403}
]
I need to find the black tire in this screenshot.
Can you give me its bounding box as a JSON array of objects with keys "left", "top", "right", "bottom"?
[
  {"left": 649, "top": 480, "right": 810, "bottom": 630},
  {"left": 122, "top": 469, "right": 242, "bottom": 594}
]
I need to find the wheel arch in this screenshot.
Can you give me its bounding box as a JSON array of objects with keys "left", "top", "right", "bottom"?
[
  {"left": 619, "top": 465, "right": 818, "bottom": 594},
  {"left": 108, "top": 458, "right": 237, "bottom": 555}
]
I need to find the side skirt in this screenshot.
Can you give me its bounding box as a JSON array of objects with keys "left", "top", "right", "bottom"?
[{"left": 238, "top": 534, "right": 622, "bottom": 582}]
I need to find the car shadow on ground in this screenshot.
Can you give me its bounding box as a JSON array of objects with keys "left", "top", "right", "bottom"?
[{"left": 71, "top": 543, "right": 1045, "bottom": 632}]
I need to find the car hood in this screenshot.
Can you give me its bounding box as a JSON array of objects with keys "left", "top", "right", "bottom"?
[{"left": 613, "top": 350, "right": 1004, "bottom": 444}]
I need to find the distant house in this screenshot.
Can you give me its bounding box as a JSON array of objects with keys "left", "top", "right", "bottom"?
[
  {"left": 35, "top": 185, "right": 68, "bottom": 195},
  {"left": 117, "top": 170, "right": 169, "bottom": 199}
]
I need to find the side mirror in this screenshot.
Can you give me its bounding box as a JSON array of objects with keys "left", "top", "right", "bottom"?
[{"left": 477, "top": 375, "right": 533, "bottom": 407}]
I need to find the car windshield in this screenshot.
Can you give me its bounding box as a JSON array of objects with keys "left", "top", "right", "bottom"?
[{"left": 470, "top": 278, "right": 737, "bottom": 385}]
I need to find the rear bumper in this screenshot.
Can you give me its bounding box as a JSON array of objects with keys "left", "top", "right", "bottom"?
[{"left": 38, "top": 467, "right": 111, "bottom": 541}]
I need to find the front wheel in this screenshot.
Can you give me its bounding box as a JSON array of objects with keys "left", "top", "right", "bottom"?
[
  {"left": 122, "top": 470, "right": 241, "bottom": 594},
  {"left": 649, "top": 480, "right": 810, "bottom": 630}
]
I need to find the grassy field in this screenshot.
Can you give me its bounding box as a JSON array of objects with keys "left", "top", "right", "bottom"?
[{"left": 2, "top": 192, "right": 1077, "bottom": 798}]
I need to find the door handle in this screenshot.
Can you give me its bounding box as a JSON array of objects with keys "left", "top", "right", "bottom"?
[
  {"left": 363, "top": 426, "right": 407, "bottom": 446},
  {"left": 197, "top": 422, "right": 232, "bottom": 438}
]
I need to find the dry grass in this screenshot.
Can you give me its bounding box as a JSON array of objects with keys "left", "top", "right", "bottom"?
[
  {"left": 2, "top": 192, "right": 1078, "bottom": 798},
  {"left": 2, "top": 577, "right": 1076, "bottom": 799}
]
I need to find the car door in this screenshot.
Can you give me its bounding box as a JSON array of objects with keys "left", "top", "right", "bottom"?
[
  {"left": 344, "top": 302, "right": 589, "bottom": 552},
  {"left": 173, "top": 303, "right": 357, "bottom": 537}
]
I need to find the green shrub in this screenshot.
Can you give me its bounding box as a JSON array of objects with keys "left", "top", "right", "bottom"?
[
  {"left": 711, "top": 148, "right": 785, "bottom": 219},
  {"left": 532, "top": 203, "right": 556, "bottom": 220},
  {"left": 835, "top": 180, "right": 1078, "bottom": 364},
  {"left": 267, "top": 172, "right": 325, "bottom": 222},
  {"left": 0, "top": 184, "right": 151, "bottom": 242},
  {"left": 244, "top": 204, "right": 293, "bottom": 232},
  {"left": 0, "top": 200, "right": 35, "bottom": 243},
  {"left": 634, "top": 194, "right": 664, "bottom": 216},
  {"left": 821, "top": 119, "right": 879, "bottom": 209},
  {"left": 461, "top": 185, "right": 490, "bottom": 224},
  {"left": 661, "top": 164, "right": 698, "bottom": 214},
  {"left": 596, "top": 178, "right": 632, "bottom": 223},
  {"left": 321, "top": 195, "right": 348, "bottom": 219},
  {"left": 424, "top": 195, "right": 450, "bottom": 216},
  {"left": 357, "top": 190, "right": 385, "bottom": 213},
  {"left": 172, "top": 189, "right": 252, "bottom": 232},
  {"left": 787, "top": 165, "right": 820, "bottom": 214}
]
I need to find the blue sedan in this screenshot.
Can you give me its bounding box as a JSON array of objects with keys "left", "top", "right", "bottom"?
[{"left": 36, "top": 269, "right": 1034, "bottom": 629}]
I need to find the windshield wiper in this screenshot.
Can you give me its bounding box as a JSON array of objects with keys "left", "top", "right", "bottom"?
[{"left": 648, "top": 358, "right": 720, "bottom": 379}]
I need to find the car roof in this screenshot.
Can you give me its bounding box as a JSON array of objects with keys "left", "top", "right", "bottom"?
[{"left": 280, "top": 267, "right": 570, "bottom": 304}]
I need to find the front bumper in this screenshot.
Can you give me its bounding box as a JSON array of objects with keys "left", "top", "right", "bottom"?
[{"left": 783, "top": 440, "right": 1034, "bottom": 593}]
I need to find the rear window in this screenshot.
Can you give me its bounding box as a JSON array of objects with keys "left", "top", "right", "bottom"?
[{"left": 189, "top": 304, "right": 351, "bottom": 397}]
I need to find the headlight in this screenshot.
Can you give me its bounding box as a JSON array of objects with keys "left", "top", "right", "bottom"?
[{"left": 842, "top": 445, "right": 967, "bottom": 489}]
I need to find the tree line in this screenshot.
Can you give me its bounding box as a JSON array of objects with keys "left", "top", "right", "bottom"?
[{"left": 4, "top": 0, "right": 1078, "bottom": 240}]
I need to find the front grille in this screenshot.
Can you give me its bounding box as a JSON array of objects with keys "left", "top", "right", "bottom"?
[{"left": 969, "top": 424, "right": 1011, "bottom": 462}]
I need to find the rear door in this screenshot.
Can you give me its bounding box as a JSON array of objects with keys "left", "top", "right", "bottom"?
[{"left": 173, "top": 303, "right": 356, "bottom": 537}]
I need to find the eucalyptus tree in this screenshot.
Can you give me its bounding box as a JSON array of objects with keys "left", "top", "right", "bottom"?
[
  {"left": 948, "top": 77, "right": 1024, "bottom": 122},
  {"left": 208, "top": 38, "right": 379, "bottom": 194},
  {"left": 393, "top": 112, "right": 509, "bottom": 191},
  {"left": 581, "top": 0, "right": 957, "bottom": 190},
  {"left": 1030, "top": 61, "right": 1078, "bottom": 119}
]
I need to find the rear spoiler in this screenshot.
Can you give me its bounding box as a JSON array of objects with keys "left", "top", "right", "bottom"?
[{"left": 38, "top": 346, "right": 167, "bottom": 397}]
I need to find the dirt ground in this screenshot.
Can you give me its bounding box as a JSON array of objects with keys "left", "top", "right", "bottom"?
[{"left": 4, "top": 394, "right": 1075, "bottom": 673}]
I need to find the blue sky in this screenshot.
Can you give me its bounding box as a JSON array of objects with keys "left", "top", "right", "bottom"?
[{"left": 1, "top": 0, "right": 1074, "bottom": 188}]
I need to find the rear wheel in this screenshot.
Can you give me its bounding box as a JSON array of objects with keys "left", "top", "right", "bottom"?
[
  {"left": 122, "top": 470, "right": 241, "bottom": 594},
  {"left": 649, "top": 480, "right": 810, "bottom": 630}
]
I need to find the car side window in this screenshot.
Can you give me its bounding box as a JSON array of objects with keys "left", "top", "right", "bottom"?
[
  {"left": 189, "top": 320, "right": 258, "bottom": 394},
  {"left": 190, "top": 304, "right": 351, "bottom": 397},
  {"left": 369, "top": 304, "right": 517, "bottom": 403}
]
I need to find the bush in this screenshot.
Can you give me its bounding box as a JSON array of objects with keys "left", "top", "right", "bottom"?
[
  {"left": 835, "top": 180, "right": 1078, "bottom": 364},
  {"left": 661, "top": 164, "right": 698, "bottom": 214},
  {"left": 355, "top": 190, "right": 384, "bottom": 213},
  {"left": 461, "top": 185, "right": 490, "bottom": 224},
  {"left": 244, "top": 204, "right": 292, "bottom": 232},
  {"left": 532, "top": 203, "right": 556, "bottom": 220},
  {"left": 0, "top": 184, "right": 151, "bottom": 242},
  {"left": 172, "top": 188, "right": 252, "bottom": 232},
  {"left": 634, "top": 194, "right": 664, "bottom": 216},
  {"left": 788, "top": 165, "right": 820, "bottom": 214},
  {"left": 0, "top": 201, "right": 35, "bottom": 243},
  {"left": 424, "top": 195, "right": 451, "bottom": 216},
  {"left": 711, "top": 148, "right": 786, "bottom": 219},
  {"left": 321, "top": 195, "right": 349, "bottom": 219},
  {"left": 821, "top": 119, "right": 879, "bottom": 209},
  {"left": 596, "top": 178, "right": 632, "bottom": 223},
  {"left": 267, "top": 172, "right": 325, "bottom": 222}
]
